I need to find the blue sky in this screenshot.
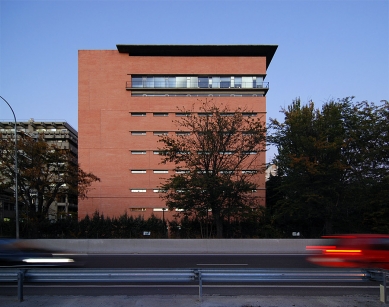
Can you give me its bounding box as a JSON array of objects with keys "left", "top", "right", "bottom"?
[{"left": 1, "top": 0, "right": 388, "bottom": 161}]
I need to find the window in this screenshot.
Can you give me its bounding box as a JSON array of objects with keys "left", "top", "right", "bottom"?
[
  {"left": 131, "top": 112, "right": 146, "bottom": 116},
  {"left": 233, "top": 76, "right": 242, "bottom": 88},
  {"left": 242, "top": 170, "right": 258, "bottom": 174},
  {"left": 154, "top": 76, "right": 165, "bottom": 88},
  {"left": 131, "top": 131, "right": 146, "bottom": 135},
  {"left": 167, "top": 77, "right": 176, "bottom": 88},
  {"left": 242, "top": 151, "right": 257, "bottom": 155},
  {"left": 130, "top": 208, "right": 147, "bottom": 211},
  {"left": 131, "top": 151, "right": 146, "bottom": 155},
  {"left": 153, "top": 150, "right": 167, "bottom": 155},
  {"left": 242, "top": 76, "right": 253, "bottom": 88},
  {"left": 176, "top": 77, "right": 187, "bottom": 88},
  {"left": 153, "top": 189, "right": 167, "bottom": 193},
  {"left": 154, "top": 132, "right": 168, "bottom": 136},
  {"left": 131, "top": 75, "right": 265, "bottom": 89},
  {"left": 153, "top": 113, "right": 169, "bottom": 117},
  {"left": 131, "top": 170, "right": 147, "bottom": 174},
  {"left": 145, "top": 76, "right": 154, "bottom": 88},
  {"left": 131, "top": 189, "right": 147, "bottom": 193},
  {"left": 242, "top": 113, "right": 258, "bottom": 117},
  {"left": 176, "top": 112, "right": 190, "bottom": 117},
  {"left": 176, "top": 132, "right": 190, "bottom": 136},
  {"left": 131, "top": 76, "right": 143, "bottom": 88},
  {"left": 211, "top": 76, "right": 220, "bottom": 88},
  {"left": 198, "top": 77, "right": 209, "bottom": 88},
  {"left": 188, "top": 76, "right": 198, "bottom": 88},
  {"left": 220, "top": 76, "right": 231, "bottom": 88},
  {"left": 153, "top": 170, "right": 168, "bottom": 174}
]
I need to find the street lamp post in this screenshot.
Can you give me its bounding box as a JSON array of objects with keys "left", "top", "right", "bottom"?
[{"left": 0, "top": 96, "right": 19, "bottom": 239}]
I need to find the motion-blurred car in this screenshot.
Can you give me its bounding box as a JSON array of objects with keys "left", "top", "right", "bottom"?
[
  {"left": 306, "top": 234, "right": 389, "bottom": 269},
  {"left": 0, "top": 239, "right": 78, "bottom": 267}
]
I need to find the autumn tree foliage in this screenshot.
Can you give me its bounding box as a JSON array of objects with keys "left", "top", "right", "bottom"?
[
  {"left": 158, "top": 100, "right": 267, "bottom": 238},
  {"left": 0, "top": 133, "right": 100, "bottom": 221}
]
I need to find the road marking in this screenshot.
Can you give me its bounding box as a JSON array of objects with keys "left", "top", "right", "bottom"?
[{"left": 197, "top": 263, "right": 248, "bottom": 266}]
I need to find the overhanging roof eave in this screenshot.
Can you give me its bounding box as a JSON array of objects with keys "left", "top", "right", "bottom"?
[{"left": 116, "top": 44, "right": 278, "bottom": 68}]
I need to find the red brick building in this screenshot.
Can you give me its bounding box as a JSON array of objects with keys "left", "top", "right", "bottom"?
[{"left": 78, "top": 45, "right": 277, "bottom": 219}]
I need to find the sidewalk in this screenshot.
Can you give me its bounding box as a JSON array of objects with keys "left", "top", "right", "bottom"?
[{"left": 0, "top": 294, "right": 385, "bottom": 307}]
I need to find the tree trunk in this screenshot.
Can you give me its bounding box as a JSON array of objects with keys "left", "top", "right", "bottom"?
[{"left": 214, "top": 213, "right": 223, "bottom": 238}]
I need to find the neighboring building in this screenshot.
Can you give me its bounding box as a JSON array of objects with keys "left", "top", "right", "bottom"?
[
  {"left": 0, "top": 119, "right": 78, "bottom": 220},
  {"left": 78, "top": 44, "right": 277, "bottom": 219}
]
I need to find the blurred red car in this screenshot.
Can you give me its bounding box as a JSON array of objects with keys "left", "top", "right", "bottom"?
[{"left": 306, "top": 234, "right": 389, "bottom": 269}]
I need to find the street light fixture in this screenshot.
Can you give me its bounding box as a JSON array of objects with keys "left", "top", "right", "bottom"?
[{"left": 0, "top": 96, "right": 19, "bottom": 239}]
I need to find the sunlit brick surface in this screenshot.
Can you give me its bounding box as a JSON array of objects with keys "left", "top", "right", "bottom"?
[{"left": 78, "top": 46, "right": 276, "bottom": 219}]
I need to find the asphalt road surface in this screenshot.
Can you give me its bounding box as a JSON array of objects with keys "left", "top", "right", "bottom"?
[
  {"left": 0, "top": 254, "right": 382, "bottom": 299},
  {"left": 79, "top": 253, "right": 317, "bottom": 269}
]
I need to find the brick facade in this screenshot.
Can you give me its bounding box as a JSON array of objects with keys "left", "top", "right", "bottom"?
[{"left": 78, "top": 45, "right": 277, "bottom": 219}]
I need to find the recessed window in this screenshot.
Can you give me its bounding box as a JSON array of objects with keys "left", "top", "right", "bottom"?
[
  {"left": 153, "top": 113, "right": 169, "bottom": 117},
  {"left": 153, "top": 189, "right": 167, "bottom": 193},
  {"left": 153, "top": 170, "right": 169, "bottom": 174},
  {"left": 153, "top": 150, "right": 167, "bottom": 155},
  {"left": 176, "top": 132, "right": 190, "bottom": 136},
  {"left": 242, "top": 113, "right": 258, "bottom": 117},
  {"left": 131, "top": 112, "right": 146, "bottom": 116},
  {"left": 242, "top": 170, "right": 258, "bottom": 174},
  {"left": 131, "top": 170, "right": 147, "bottom": 174},
  {"left": 153, "top": 208, "right": 168, "bottom": 212},
  {"left": 130, "top": 207, "right": 147, "bottom": 211},
  {"left": 131, "top": 151, "right": 146, "bottom": 155},
  {"left": 131, "top": 189, "right": 147, "bottom": 193},
  {"left": 220, "top": 170, "right": 234, "bottom": 174},
  {"left": 153, "top": 132, "right": 168, "bottom": 136},
  {"left": 198, "top": 113, "right": 212, "bottom": 117},
  {"left": 131, "top": 131, "right": 146, "bottom": 136},
  {"left": 175, "top": 113, "right": 190, "bottom": 117}
]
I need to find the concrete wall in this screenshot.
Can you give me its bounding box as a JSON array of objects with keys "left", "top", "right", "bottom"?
[{"left": 24, "top": 239, "right": 327, "bottom": 254}]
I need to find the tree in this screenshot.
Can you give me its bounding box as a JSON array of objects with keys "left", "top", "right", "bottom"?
[
  {"left": 0, "top": 132, "right": 100, "bottom": 224},
  {"left": 158, "top": 99, "right": 267, "bottom": 238},
  {"left": 269, "top": 98, "right": 389, "bottom": 237}
]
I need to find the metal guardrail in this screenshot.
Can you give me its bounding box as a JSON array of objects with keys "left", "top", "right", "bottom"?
[{"left": 0, "top": 267, "right": 373, "bottom": 302}]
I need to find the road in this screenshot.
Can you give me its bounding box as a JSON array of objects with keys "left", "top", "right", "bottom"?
[
  {"left": 0, "top": 253, "right": 381, "bottom": 298},
  {"left": 79, "top": 253, "right": 317, "bottom": 268}
]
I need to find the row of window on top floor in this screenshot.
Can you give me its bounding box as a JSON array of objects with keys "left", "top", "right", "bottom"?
[
  {"left": 131, "top": 112, "right": 258, "bottom": 117},
  {"left": 131, "top": 76, "right": 265, "bottom": 89}
]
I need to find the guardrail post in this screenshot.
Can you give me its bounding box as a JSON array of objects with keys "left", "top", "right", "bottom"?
[
  {"left": 380, "top": 271, "right": 387, "bottom": 303},
  {"left": 17, "top": 270, "right": 26, "bottom": 302},
  {"left": 194, "top": 269, "right": 202, "bottom": 301}
]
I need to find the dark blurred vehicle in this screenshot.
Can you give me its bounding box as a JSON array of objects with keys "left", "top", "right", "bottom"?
[
  {"left": 0, "top": 239, "right": 79, "bottom": 267},
  {"left": 306, "top": 234, "right": 389, "bottom": 269}
]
